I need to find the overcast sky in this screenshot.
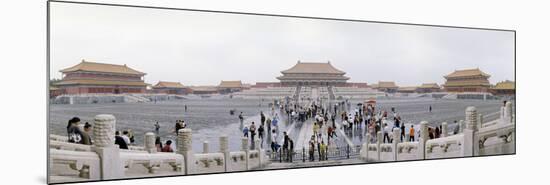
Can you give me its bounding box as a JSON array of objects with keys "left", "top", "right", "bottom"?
[{"left": 49, "top": 2, "right": 515, "bottom": 86}]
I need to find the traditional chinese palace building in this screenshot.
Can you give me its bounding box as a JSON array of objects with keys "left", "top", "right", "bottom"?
[
  {"left": 277, "top": 61, "right": 350, "bottom": 86},
  {"left": 218, "top": 80, "right": 244, "bottom": 93},
  {"left": 372, "top": 81, "right": 399, "bottom": 93},
  {"left": 417, "top": 83, "right": 441, "bottom": 93},
  {"left": 152, "top": 81, "right": 188, "bottom": 95},
  {"left": 443, "top": 68, "right": 491, "bottom": 93},
  {"left": 490, "top": 80, "right": 515, "bottom": 96},
  {"left": 55, "top": 60, "right": 148, "bottom": 94}
]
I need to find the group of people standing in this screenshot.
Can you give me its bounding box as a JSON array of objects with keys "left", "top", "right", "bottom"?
[{"left": 66, "top": 116, "right": 140, "bottom": 150}]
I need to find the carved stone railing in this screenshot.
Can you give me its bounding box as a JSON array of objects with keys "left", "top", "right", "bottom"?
[
  {"left": 50, "top": 140, "right": 92, "bottom": 152},
  {"left": 50, "top": 115, "right": 272, "bottom": 184},
  {"left": 119, "top": 151, "right": 184, "bottom": 174},
  {"left": 379, "top": 143, "right": 395, "bottom": 161},
  {"left": 475, "top": 122, "right": 515, "bottom": 156},
  {"left": 425, "top": 134, "right": 464, "bottom": 159},
  {"left": 359, "top": 103, "right": 515, "bottom": 163},
  {"left": 193, "top": 153, "right": 225, "bottom": 174},
  {"left": 396, "top": 142, "right": 420, "bottom": 161},
  {"left": 50, "top": 149, "right": 100, "bottom": 180},
  {"left": 228, "top": 151, "right": 247, "bottom": 172},
  {"left": 50, "top": 134, "right": 68, "bottom": 142}
]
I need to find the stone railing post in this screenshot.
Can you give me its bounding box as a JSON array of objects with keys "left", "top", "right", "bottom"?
[
  {"left": 255, "top": 138, "right": 262, "bottom": 167},
  {"left": 144, "top": 132, "right": 156, "bottom": 153},
  {"left": 241, "top": 137, "right": 249, "bottom": 170},
  {"left": 392, "top": 128, "right": 400, "bottom": 161},
  {"left": 92, "top": 114, "right": 124, "bottom": 180},
  {"left": 219, "top": 135, "right": 230, "bottom": 172},
  {"left": 477, "top": 113, "right": 483, "bottom": 128},
  {"left": 202, "top": 141, "right": 209, "bottom": 154},
  {"left": 463, "top": 106, "right": 477, "bottom": 157},
  {"left": 419, "top": 121, "right": 428, "bottom": 160},
  {"left": 441, "top": 122, "right": 448, "bottom": 138},
  {"left": 504, "top": 102, "right": 513, "bottom": 124},
  {"left": 376, "top": 131, "right": 382, "bottom": 161},
  {"left": 458, "top": 120, "right": 464, "bottom": 133},
  {"left": 177, "top": 129, "right": 193, "bottom": 174}
]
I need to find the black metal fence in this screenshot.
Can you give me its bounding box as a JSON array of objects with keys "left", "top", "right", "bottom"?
[{"left": 268, "top": 144, "right": 362, "bottom": 163}]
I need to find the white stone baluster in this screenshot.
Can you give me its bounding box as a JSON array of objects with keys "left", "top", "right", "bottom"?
[
  {"left": 441, "top": 122, "right": 448, "bottom": 137},
  {"left": 376, "top": 131, "right": 382, "bottom": 161},
  {"left": 504, "top": 101, "right": 513, "bottom": 124},
  {"left": 419, "top": 121, "right": 428, "bottom": 160},
  {"left": 203, "top": 141, "right": 209, "bottom": 154},
  {"left": 144, "top": 132, "right": 156, "bottom": 153},
  {"left": 392, "top": 128, "right": 400, "bottom": 161},
  {"left": 219, "top": 135, "right": 229, "bottom": 172},
  {"left": 177, "top": 129, "right": 193, "bottom": 174},
  {"left": 464, "top": 106, "right": 477, "bottom": 157},
  {"left": 241, "top": 137, "right": 249, "bottom": 170},
  {"left": 92, "top": 114, "right": 124, "bottom": 180}
]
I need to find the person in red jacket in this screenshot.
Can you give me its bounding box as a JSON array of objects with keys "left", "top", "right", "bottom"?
[{"left": 161, "top": 140, "right": 174, "bottom": 152}]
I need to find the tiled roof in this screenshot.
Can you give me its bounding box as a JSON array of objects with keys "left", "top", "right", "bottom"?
[
  {"left": 189, "top": 86, "right": 219, "bottom": 91},
  {"left": 419, "top": 83, "right": 440, "bottom": 89},
  {"left": 154, "top": 81, "right": 185, "bottom": 88},
  {"left": 492, "top": 80, "right": 515, "bottom": 90},
  {"left": 444, "top": 68, "right": 490, "bottom": 78},
  {"left": 281, "top": 61, "right": 346, "bottom": 74},
  {"left": 60, "top": 60, "right": 146, "bottom": 75},
  {"left": 377, "top": 81, "right": 398, "bottom": 88},
  {"left": 218, "top": 81, "right": 243, "bottom": 88},
  {"left": 54, "top": 79, "right": 148, "bottom": 86}
]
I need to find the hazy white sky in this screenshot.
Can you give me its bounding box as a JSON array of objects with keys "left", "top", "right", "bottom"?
[{"left": 49, "top": 2, "right": 515, "bottom": 86}]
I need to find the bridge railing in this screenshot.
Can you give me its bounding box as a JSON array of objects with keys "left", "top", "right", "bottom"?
[
  {"left": 359, "top": 102, "right": 515, "bottom": 163},
  {"left": 49, "top": 116, "right": 270, "bottom": 184}
]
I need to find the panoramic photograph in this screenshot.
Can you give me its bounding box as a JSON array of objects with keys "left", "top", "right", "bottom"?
[{"left": 47, "top": 1, "right": 515, "bottom": 184}]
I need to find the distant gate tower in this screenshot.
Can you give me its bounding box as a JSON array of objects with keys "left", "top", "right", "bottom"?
[{"left": 277, "top": 61, "right": 349, "bottom": 86}]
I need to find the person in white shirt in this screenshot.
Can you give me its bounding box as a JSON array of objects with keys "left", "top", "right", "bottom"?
[
  {"left": 383, "top": 124, "right": 392, "bottom": 143},
  {"left": 270, "top": 129, "right": 278, "bottom": 152},
  {"left": 121, "top": 130, "right": 131, "bottom": 145}
]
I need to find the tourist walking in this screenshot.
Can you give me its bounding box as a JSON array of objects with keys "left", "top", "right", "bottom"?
[
  {"left": 429, "top": 105, "right": 432, "bottom": 113},
  {"left": 154, "top": 121, "right": 160, "bottom": 135},
  {"left": 250, "top": 122, "right": 257, "bottom": 146},
  {"left": 258, "top": 124, "right": 265, "bottom": 147},
  {"left": 261, "top": 111, "right": 266, "bottom": 126},
  {"left": 409, "top": 125, "right": 415, "bottom": 142},
  {"left": 271, "top": 130, "right": 278, "bottom": 152},
  {"left": 283, "top": 132, "right": 289, "bottom": 156},
  {"left": 383, "top": 123, "right": 391, "bottom": 143},
  {"left": 400, "top": 123, "right": 406, "bottom": 141},
  {"left": 239, "top": 112, "right": 244, "bottom": 127},
  {"left": 288, "top": 138, "right": 294, "bottom": 162},
  {"left": 243, "top": 126, "right": 249, "bottom": 138},
  {"left": 319, "top": 141, "right": 327, "bottom": 161}
]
